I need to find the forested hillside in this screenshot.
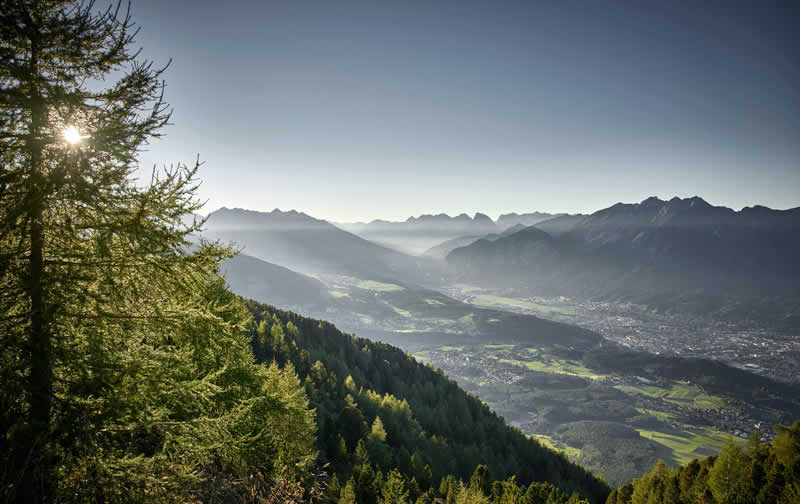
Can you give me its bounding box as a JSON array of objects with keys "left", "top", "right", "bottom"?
[
  {"left": 608, "top": 422, "right": 800, "bottom": 504},
  {"left": 241, "top": 298, "right": 610, "bottom": 503}
]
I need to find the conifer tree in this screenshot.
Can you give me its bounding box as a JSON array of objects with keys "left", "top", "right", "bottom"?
[
  {"left": 774, "top": 421, "right": 800, "bottom": 468},
  {"left": 420, "top": 464, "right": 433, "bottom": 492},
  {"left": 328, "top": 474, "right": 342, "bottom": 500},
  {"left": 371, "top": 415, "right": 388, "bottom": 441},
  {"left": 382, "top": 468, "right": 410, "bottom": 504},
  {"left": 469, "top": 465, "right": 491, "bottom": 496},
  {"left": 0, "top": 1, "right": 316, "bottom": 501},
  {"left": 758, "top": 457, "right": 785, "bottom": 504},
  {"left": 708, "top": 439, "right": 750, "bottom": 504},
  {"left": 339, "top": 477, "right": 358, "bottom": 504},
  {"left": 368, "top": 415, "right": 392, "bottom": 469}
]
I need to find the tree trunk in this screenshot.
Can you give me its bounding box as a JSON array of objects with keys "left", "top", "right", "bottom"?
[{"left": 24, "top": 30, "right": 53, "bottom": 503}]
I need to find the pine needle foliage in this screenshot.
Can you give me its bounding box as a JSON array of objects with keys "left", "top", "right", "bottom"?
[{"left": 0, "top": 1, "right": 316, "bottom": 502}]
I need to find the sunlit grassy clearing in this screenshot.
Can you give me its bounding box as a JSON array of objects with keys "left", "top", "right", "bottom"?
[
  {"left": 636, "top": 408, "right": 679, "bottom": 423},
  {"left": 531, "top": 434, "right": 582, "bottom": 460},
  {"left": 450, "top": 283, "right": 483, "bottom": 292},
  {"left": 472, "top": 344, "right": 608, "bottom": 379},
  {"left": 637, "top": 428, "right": 745, "bottom": 465},
  {"left": 615, "top": 383, "right": 727, "bottom": 409},
  {"left": 468, "top": 294, "right": 574, "bottom": 314},
  {"left": 440, "top": 345, "right": 465, "bottom": 351},
  {"left": 414, "top": 350, "right": 430, "bottom": 360},
  {"left": 356, "top": 280, "right": 405, "bottom": 291},
  {"left": 498, "top": 356, "right": 608, "bottom": 380},
  {"left": 390, "top": 305, "right": 412, "bottom": 317}
]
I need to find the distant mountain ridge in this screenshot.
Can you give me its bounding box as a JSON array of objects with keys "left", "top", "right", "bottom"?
[
  {"left": 338, "top": 210, "right": 563, "bottom": 255},
  {"left": 341, "top": 210, "right": 563, "bottom": 233},
  {"left": 447, "top": 196, "right": 800, "bottom": 323},
  {"left": 496, "top": 211, "right": 566, "bottom": 229},
  {"left": 203, "top": 207, "right": 439, "bottom": 284},
  {"left": 206, "top": 207, "right": 327, "bottom": 230},
  {"left": 339, "top": 212, "right": 497, "bottom": 234},
  {"left": 422, "top": 223, "right": 529, "bottom": 259}
]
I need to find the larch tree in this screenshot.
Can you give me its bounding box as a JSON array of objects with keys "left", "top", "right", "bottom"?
[
  {"left": 381, "top": 468, "right": 409, "bottom": 504},
  {"left": 0, "top": 1, "right": 315, "bottom": 502},
  {"left": 708, "top": 439, "right": 751, "bottom": 504}
]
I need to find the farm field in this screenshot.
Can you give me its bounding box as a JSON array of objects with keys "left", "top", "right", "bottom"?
[
  {"left": 636, "top": 428, "right": 746, "bottom": 465},
  {"left": 616, "top": 382, "right": 728, "bottom": 410},
  {"left": 466, "top": 293, "right": 575, "bottom": 316},
  {"left": 356, "top": 279, "right": 405, "bottom": 291}
]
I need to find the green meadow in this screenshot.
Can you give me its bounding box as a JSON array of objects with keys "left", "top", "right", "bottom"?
[{"left": 356, "top": 279, "right": 406, "bottom": 291}]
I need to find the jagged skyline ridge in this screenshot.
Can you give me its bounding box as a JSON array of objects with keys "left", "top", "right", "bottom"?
[
  {"left": 208, "top": 195, "right": 798, "bottom": 228},
  {"left": 130, "top": 1, "right": 800, "bottom": 221}
]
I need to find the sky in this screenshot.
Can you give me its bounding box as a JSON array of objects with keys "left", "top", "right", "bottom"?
[{"left": 128, "top": 0, "right": 800, "bottom": 222}]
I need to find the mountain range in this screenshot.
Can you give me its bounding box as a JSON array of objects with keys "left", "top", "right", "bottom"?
[
  {"left": 202, "top": 207, "right": 440, "bottom": 284},
  {"left": 422, "top": 223, "right": 528, "bottom": 259},
  {"left": 447, "top": 196, "right": 800, "bottom": 323},
  {"left": 338, "top": 211, "right": 562, "bottom": 254},
  {"left": 496, "top": 211, "right": 567, "bottom": 229}
]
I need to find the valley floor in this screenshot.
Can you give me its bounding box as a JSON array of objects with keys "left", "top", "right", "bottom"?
[{"left": 441, "top": 284, "right": 800, "bottom": 385}]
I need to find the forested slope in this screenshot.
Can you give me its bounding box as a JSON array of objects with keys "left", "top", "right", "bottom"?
[{"left": 241, "top": 298, "right": 611, "bottom": 503}]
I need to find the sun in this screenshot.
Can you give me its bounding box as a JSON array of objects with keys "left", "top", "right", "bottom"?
[{"left": 62, "top": 125, "right": 86, "bottom": 144}]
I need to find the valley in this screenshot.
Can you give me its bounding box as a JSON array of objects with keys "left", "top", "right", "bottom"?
[
  {"left": 442, "top": 284, "right": 800, "bottom": 385},
  {"left": 211, "top": 202, "right": 800, "bottom": 494},
  {"left": 253, "top": 272, "right": 799, "bottom": 487},
  {"left": 300, "top": 273, "right": 600, "bottom": 351},
  {"left": 412, "top": 343, "right": 762, "bottom": 486}
]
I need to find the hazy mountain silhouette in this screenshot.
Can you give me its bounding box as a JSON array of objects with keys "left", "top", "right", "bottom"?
[
  {"left": 447, "top": 197, "right": 800, "bottom": 323},
  {"left": 339, "top": 211, "right": 562, "bottom": 255},
  {"left": 533, "top": 213, "right": 587, "bottom": 236},
  {"left": 496, "top": 211, "right": 565, "bottom": 229},
  {"left": 203, "top": 207, "right": 438, "bottom": 283},
  {"left": 220, "top": 253, "right": 331, "bottom": 310},
  {"left": 423, "top": 223, "right": 528, "bottom": 259},
  {"left": 337, "top": 212, "right": 499, "bottom": 254}
]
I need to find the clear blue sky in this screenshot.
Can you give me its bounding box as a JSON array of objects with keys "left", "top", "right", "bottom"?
[{"left": 129, "top": 0, "right": 800, "bottom": 221}]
